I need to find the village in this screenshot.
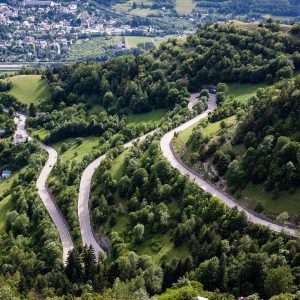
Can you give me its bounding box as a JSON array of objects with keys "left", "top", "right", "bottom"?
[{"left": 0, "top": 0, "right": 168, "bottom": 62}]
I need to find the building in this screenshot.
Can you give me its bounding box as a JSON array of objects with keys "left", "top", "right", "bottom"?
[{"left": 1, "top": 170, "right": 12, "bottom": 180}]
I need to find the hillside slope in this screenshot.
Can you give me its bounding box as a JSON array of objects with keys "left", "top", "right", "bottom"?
[
  {"left": 180, "top": 77, "right": 300, "bottom": 222},
  {"left": 44, "top": 21, "right": 300, "bottom": 114}
]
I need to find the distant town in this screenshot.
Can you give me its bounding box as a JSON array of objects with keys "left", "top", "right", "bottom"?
[{"left": 0, "top": 0, "right": 191, "bottom": 63}]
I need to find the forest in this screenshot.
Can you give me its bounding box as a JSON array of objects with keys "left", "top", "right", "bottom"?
[
  {"left": 50, "top": 132, "right": 300, "bottom": 299},
  {"left": 1, "top": 21, "right": 300, "bottom": 299},
  {"left": 186, "top": 78, "right": 300, "bottom": 192},
  {"left": 228, "top": 78, "right": 300, "bottom": 192},
  {"left": 38, "top": 21, "right": 300, "bottom": 117}
]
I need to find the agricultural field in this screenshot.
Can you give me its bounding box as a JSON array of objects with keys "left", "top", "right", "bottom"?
[
  {"left": 0, "top": 71, "right": 17, "bottom": 76},
  {"left": 125, "top": 36, "right": 155, "bottom": 48},
  {"left": 113, "top": 0, "right": 155, "bottom": 17},
  {"left": 8, "top": 75, "right": 50, "bottom": 106},
  {"left": 68, "top": 35, "right": 167, "bottom": 61},
  {"left": 175, "top": 0, "right": 196, "bottom": 14},
  {"left": 68, "top": 36, "right": 124, "bottom": 61},
  {"left": 114, "top": 0, "right": 197, "bottom": 16},
  {"left": 126, "top": 36, "right": 177, "bottom": 48}
]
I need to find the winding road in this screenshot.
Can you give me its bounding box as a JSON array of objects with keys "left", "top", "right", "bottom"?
[
  {"left": 78, "top": 130, "right": 157, "bottom": 260},
  {"left": 12, "top": 92, "right": 294, "bottom": 264},
  {"left": 13, "top": 113, "right": 74, "bottom": 263},
  {"left": 78, "top": 93, "right": 296, "bottom": 260},
  {"left": 161, "top": 94, "right": 296, "bottom": 236}
]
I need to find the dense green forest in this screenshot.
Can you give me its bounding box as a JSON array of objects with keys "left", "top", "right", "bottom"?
[
  {"left": 180, "top": 77, "right": 300, "bottom": 223},
  {"left": 38, "top": 21, "right": 300, "bottom": 117},
  {"left": 0, "top": 113, "right": 63, "bottom": 297},
  {"left": 228, "top": 78, "right": 300, "bottom": 192},
  {"left": 1, "top": 21, "right": 300, "bottom": 299},
  {"left": 86, "top": 133, "right": 300, "bottom": 299}
]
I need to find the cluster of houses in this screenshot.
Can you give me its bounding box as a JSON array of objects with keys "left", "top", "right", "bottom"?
[{"left": 0, "top": 0, "right": 160, "bottom": 62}]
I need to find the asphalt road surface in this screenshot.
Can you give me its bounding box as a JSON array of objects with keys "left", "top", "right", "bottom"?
[
  {"left": 78, "top": 130, "right": 157, "bottom": 260},
  {"left": 160, "top": 94, "right": 296, "bottom": 236},
  {"left": 15, "top": 113, "right": 74, "bottom": 264}
]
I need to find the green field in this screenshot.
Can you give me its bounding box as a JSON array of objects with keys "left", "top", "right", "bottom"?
[
  {"left": 114, "top": 0, "right": 155, "bottom": 16},
  {"left": 0, "top": 71, "right": 17, "bottom": 76},
  {"left": 152, "top": 37, "right": 167, "bottom": 48},
  {"left": 126, "top": 36, "right": 178, "bottom": 49},
  {"left": 175, "top": 0, "right": 196, "bottom": 14},
  {"left": 125, "top": 36, "right": 155, "bottom": 48},
  {"left": 114, "top": 0, "right": 196, "bottom": 17},
  {"left": 8, "top": 75, "right": 50, "bottom": 106},
  {"left": 228, "top": 82, "right": 268, "bottom": 103},
  {"left": 127, "top": 108, "right": 167, "bottom": 125},
  {"left": 31, "top": 128, "right": 49, "bottom": 141},
  {"left": 240, "top": 185, "right": 300, "bottom": 218},
  {"left": 52, "top": 137, "right": 101, "bottom": 164},
  {"left": 68, "top": 36, "right": 124, "bottom": 61},
  {"left": 0, "top": 196, "right": 13, "bottom": 233}
]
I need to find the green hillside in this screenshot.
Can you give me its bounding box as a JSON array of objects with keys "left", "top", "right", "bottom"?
[
  {"left": 8, "top": 75, "right": 50, "bottom": 106},
  {"left": 177, "top": 77, "right": 300, "bottom": 222}
]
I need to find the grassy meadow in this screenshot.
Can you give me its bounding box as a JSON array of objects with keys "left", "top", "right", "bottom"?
[
  {"left": 68, "top": 36, "right": 124, "bottom": 61},
  {"left": 172, "top": 115, "right": 236, "bottom": 153},
  {"left": 8, "top": 75, "right": 50, "bottom": 106},
  {"left": 240, "top": 185, "right": 300, "bottom": 218},
  {"left": 52, "top": 137, "right": 101, "bottom": 164},
  {"left": 228, "top": 82, "right": 268, "bottom": 103},
  {"left": 127, "top": 108, "right": 167, "bottom": 125},
  {"left": 125, "top": 36, "right": 155, "bottom": 48}
]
